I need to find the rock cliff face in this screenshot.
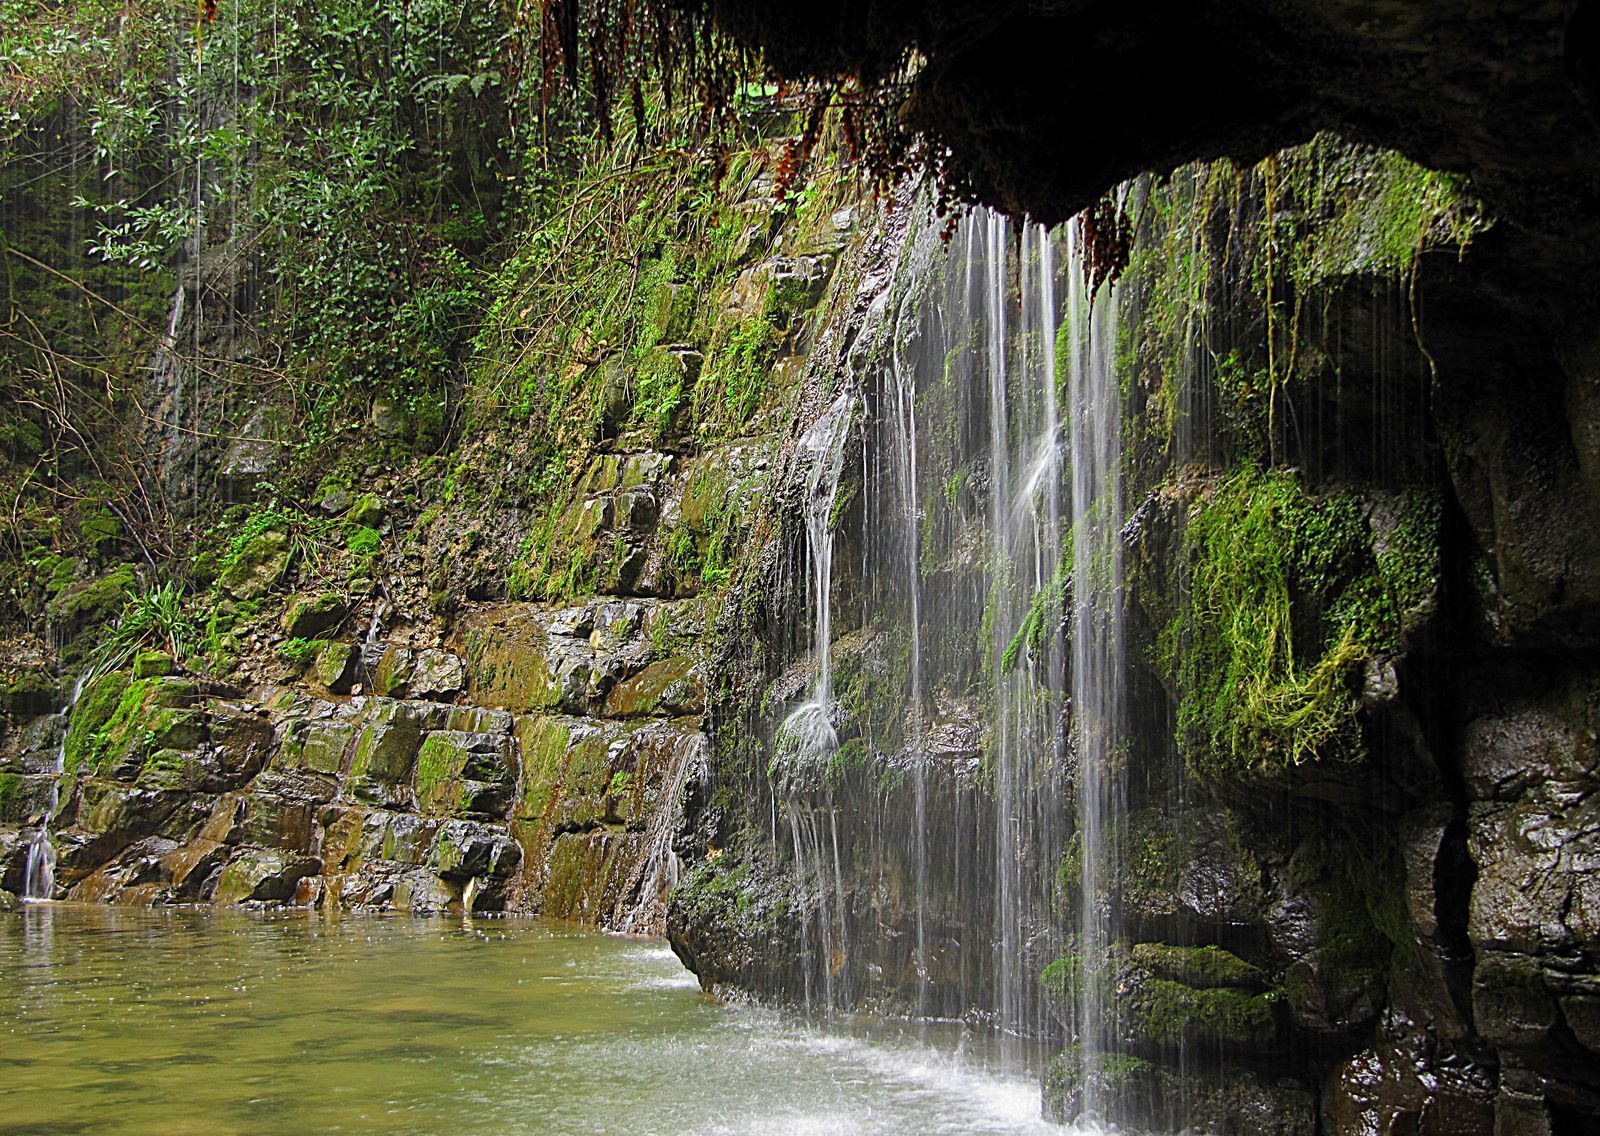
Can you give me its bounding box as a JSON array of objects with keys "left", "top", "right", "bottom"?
[
  {"left": 0, "top": 131, "right": 854, "bottom": 932},
  {"left": 659, "top": 148, "right": 1600, "bottom": 1135},
  {"left": 1, "top": 604, "right": 707, "bottom": 929}
]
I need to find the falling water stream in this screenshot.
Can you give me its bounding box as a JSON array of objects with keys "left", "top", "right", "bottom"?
[
  {"left": 769, "top": 203, "right": 1130, "bottom": 1118},
  {"left": 22, "top": 676, "right": 88, "bottom": 902}
]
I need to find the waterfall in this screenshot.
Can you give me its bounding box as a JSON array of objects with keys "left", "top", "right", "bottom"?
[
  {"left": 23, "top": 675, "right": 88, "bottom": 901},
  {"left": 1063, "top": 218, "right": 1127, "bottom": 1121},
  {"left": 22, "top": 826, "right": 57, "bottom": 902},
  {"left": 773, "top": 391, "right": 857, "bottom": 1010},
  {"left": 969, "top": 214, "right": 1072, "bottom": 1047},
  {"left": 777, "top": 391, "right": 856, "bottom": 780},
  {"left": 760, "top": 201, "right": 1129, "bottom": 1088},
  {"left": 617, "top": 731, "right": 708, "bottom": 936}
]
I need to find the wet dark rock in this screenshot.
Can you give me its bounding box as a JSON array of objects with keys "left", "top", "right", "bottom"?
[
  {"left": 1042, "top": 1046, "right": 1317, "bottom": 1135},
  {"left": 1120, "top": 806, "right": 1270, "bottom": 946},
  {"left": 216, "top": 406, "right": 285, "bottom": 499},
  {"left": 214, "top": 848, "right": 321, "bottom": 904},
  {"left": 1322, "top": 1013, "right": 1496, "bottom": 1136}
]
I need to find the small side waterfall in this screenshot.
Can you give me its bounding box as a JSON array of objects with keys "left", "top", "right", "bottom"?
[
  {"left": 617, "top": 731, "right": 708, "bottom": 935},
  {"left": 23, "top": 676, "right": 88, "bottom": 901},
  {"left": 773, "top": 392, "right": 857, "bottom": 1009},
  {"left": 22, "top": 824, "right": 57, "bottom": 902}
]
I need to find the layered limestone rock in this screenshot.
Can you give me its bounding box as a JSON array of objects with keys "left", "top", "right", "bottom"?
[{"left": 2, "top": 605, "right": 709, "bottom": 928}]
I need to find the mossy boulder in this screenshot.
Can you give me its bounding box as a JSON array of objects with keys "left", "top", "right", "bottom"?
[
  {"left": 602, "top": 656, "right": 703, "bottom": 718},
  {"left": 213, "top": 849, "right": 320, "bottom": 905},
  {"left": 280, "top": 592, "right": 347, "bottom": 639},
  {"left": 1042, "top": 1047, "right": 1158, "bottom": 1127},
  {"left": 130, "top": 651, "right": 173, "bottom": 679},
  {"left": 1130, "top": 943, "right": 1265, "bottom": 989},
  {"left": 666, "top": 851, "right": 795, "bottom": 991},
  {"left": 409, "top": 649, "right": 466, "bottom": 701},
  {"left": 343, "top": 493, "right": 385, "bottom": 529},
  {"left": 137, "top": 748, "right": 202, "bottom": 789},
  {"left": 1121, "top": 972, "right": 1281, "bottom": 1051},
  {"left": 236, "top": 794, "right": 316, "bottom": 850},
  {"left": 1047, "top": 941, "right": 1282, "bottom": 1056},
  {"left": 314, "top": 642, "right": 358, "bottom": 693},
  {"left": 372, "top": 648, "right": 413, "bottom": 697},
  {"left": 0, "top": 772, "right": 23, "bottom": 824},
  {"left": 45, "top": 563, "right": 136, "bottom": 645},
  {"left": 218, "top": 529, "right": 291, "bottom": 600},
  {"left": 76, "top": 677, "right": 205, "bottom": 782},
  {"left": 76, "top": 502, "right": 122, "bottom": 561},
  {"left": 1043, "top": 1045, "right": 1317, "bottom": 1134},
  {"left": 347, "top": 700, "right": 446, "bottom": 804}
]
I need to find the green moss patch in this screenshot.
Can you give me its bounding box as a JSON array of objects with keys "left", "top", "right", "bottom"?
[{"left": 1162, "top": 467, "right": 1436, "bottom": 777}]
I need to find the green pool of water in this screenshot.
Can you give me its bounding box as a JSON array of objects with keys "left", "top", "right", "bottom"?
[{"left": 0, "top": 905, "right": 1058, "bottom": 1135}]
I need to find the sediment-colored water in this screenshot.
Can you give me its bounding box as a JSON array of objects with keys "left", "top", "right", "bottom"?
[{"left": 0, "top": 905, "right": 1060, "bottom": 1135}]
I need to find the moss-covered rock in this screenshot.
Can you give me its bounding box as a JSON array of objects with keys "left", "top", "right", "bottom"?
[
  {"left": 0, "top": 669, "right": 58, "bottom": 721},
  {"left": 414, "top": 730, "right": 514, "bottom": 817},
  {"left": 69, "top": 677, "right": 204, "bottom": 782},
  {"left": 429, "top": 820, "right": 521, "bottom": 882},
  {"left": 130, "top": 651, "right": 174, "bottom": 679},
  {"left": 541, "top": 829, "right": 638, "bottom": 921},
  {"left": 314, "top": 642, "right": 358, "bottom": 694},
  {"left": 218, "top": 529, "right": 291, "bottom": 600},
  {"left": 0, "top": 772, "right": 23, "bottom": 824},
  {"left": 343, "top": 493, "right": 385, "bottom": 529},
  {"left": 1130, "top": 943, "right": 1265, "bottom": 989},
  {"left": 214, "top": 849, "right": 320, "bottom": 905},
  {"left": 280, "top": 592, "right": 347, "bottom": 639},
  {"left": 513, "top": 715, "right": 572, "bottom": 822},
  {"left": 374, "top": 647, "right": 465, "bottom": 701},
  {"left": 347, "top": 701, "right": 432, "bottom": 802},
  {"left": 666, "top": 850, "right": 796, "bottom": 993},
  {"left": 45, "top": 563, "right": 136, "bottom": 645},
  {"left": 601, "top": 656, "right": 703, "bottom": 718},
  {"left": 1122, "top": 974, "right": 1281, "bottom": 1051},
  {"left": 62, "top": 671, "right": 132, "bottom": 775},
  {"left": 461, "top": 608, "right": 563, "bottom": 711},
  {"left": 274, "top": 716, "right": 357, "bottom": 776},
  {"left": 1042, "top": 1046, "right": 1158, "bottom": 1127}
]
